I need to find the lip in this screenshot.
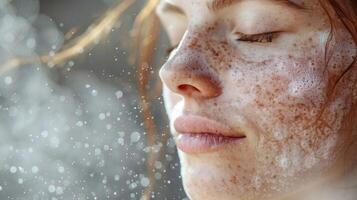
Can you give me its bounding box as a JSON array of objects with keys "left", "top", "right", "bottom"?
[{"left": 174, "top": 115, "right": 246, "bottom": 154}]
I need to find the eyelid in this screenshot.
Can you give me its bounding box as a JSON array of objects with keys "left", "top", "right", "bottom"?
[
  {"left": 234, "top": 31, "right": 281, "bottom": 42},
  {"left": 235, "top": 31, "right": 280, "bottom": 37}
]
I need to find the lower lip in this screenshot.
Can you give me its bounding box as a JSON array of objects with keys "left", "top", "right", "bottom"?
[{"left": 176, "top": 133, "right": 246, "bottom": 154}]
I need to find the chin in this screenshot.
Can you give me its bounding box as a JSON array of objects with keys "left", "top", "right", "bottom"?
[
  {"left": 181, "top": 166, "right": 262, "bottom": 200},
  {"left": 177, "top": 145, "right": 343, "bottom": 200},
  {"left": 178, "top": 150, "right": 262, "bottom": 200}
]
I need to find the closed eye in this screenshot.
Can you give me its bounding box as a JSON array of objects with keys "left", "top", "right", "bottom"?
[{"left": 235, "top": 31, "right": 281, "bottom": 43}]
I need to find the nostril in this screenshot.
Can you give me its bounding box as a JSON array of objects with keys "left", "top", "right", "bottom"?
[{"left": 177, "top": 84, "right": 200, "bottom": 94}]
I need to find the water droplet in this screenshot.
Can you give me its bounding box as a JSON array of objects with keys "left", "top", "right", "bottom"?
[
  {"left": 98, "top": 113, "right": 106, "bottom": 120},
  {"left": 4, "top": 76, "right": 12, "bottom": 85},
  {"left": 48, "top": 185, "right": 56, "bottom": 193},
  {"left": 115, "top": 90, "right": 123, "bottom": 99},
  {"left": 58, "top": 166, "right": 65, "bottom": 173},
  {"left": 68, "top": 61, "right": 75, "bottom": 67},
  {"left": 130, "top": 132, "right": 141, "bottom": 143},
  {"left": 10, "top": 166, "right": 17, "bottom": 173},
  {"left": 76, "top": 121, "right": 83, "bottom": 127},
  {"left": 117, "top": 138, "right": 124, "bottom": 145},
  {"left": 56, "top": 186, "right": 63, "bottom": 195},
  {"left": 114, "top": 175, "right": 120, "bottom": 181},
  {"left": 154, "top": 161, "right": 162, "bottom": 169},
  {"left": 95, "top": 148, "right": 101, "bottom": 156},
  {"left": 50, "top": 137, "right": 60, "bottom": 148},
  {"left": 91, "top": 89, "right": 98, "bottom": 96},
  {"left": 155, "top": 173, "right": 162, "bottom": 180},
  {"left": 26, "top": 38, "right": 36, "bottom": 49},
  {"left": 140, "top": 177, "right": 150, "bottom": 187},
  {"left": 31, "top": 166, "right": 39, "bottom": 174},
  {"left": 41, "top": 130, "right": 48, "bottom": 138}
]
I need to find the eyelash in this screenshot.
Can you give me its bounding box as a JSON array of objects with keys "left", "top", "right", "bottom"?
[
  {"left": 235, "top": 32, "right": 279, "bottom": 43},
  {"left": 166, "top": 31, "right": 279, "bottom": 55}
]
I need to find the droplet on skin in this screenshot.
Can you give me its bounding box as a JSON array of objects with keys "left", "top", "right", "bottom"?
[
  {"left": 304, "top": 154, "right": 318, "bottom": 169},
  {"left": 278, "top": 155, "right": 289, "bottom": 169},
  {"left": 253, "top": 176, "right": 262, "bottom": 189}
]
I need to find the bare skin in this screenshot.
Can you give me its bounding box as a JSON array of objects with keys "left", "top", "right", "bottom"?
[{"left": 157, "top": 0, "right": 357, "bottom": 199}]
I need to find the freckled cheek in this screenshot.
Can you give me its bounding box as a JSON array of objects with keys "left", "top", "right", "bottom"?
[{"left": 226, "top": 59, "right": 330, "bottom": 138}]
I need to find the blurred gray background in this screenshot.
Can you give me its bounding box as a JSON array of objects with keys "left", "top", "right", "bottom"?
[{"left": 0, "top": 0, "right": 186, "bottom": 199}]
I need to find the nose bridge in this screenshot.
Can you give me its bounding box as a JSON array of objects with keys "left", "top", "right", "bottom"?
[
  {"left": 159, "top": 25, "right": 222, "bottom": 99},
  {"left": 181, "top": 23, "right": 214, "bottom": 53},
  {"left": 179, "top": 22, "right": 229, "bottom": 69}
]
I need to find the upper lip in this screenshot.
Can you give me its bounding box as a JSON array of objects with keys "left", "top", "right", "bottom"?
[{"left": 174, "top": 115, "right": 246, "bottom": 138}]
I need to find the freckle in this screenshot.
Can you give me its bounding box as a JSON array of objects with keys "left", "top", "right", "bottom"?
[{"left": 230, "top": 176, "right": 238, "bottom": 184}]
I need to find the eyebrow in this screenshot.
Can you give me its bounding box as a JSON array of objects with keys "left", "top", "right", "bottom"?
[{"left": 208, "top": 0, "right": 306, "bottom": 12}]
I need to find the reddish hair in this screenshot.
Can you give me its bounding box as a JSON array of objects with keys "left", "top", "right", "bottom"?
[{"left": 320, "top": 0, "right": 357, "bottom": 85}]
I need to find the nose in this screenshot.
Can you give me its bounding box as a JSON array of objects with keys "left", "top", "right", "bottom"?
[{"left": 159, "top": 51, "right": 222, "bottom": 99}]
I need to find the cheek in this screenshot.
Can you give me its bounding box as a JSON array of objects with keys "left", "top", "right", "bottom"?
[
  {"left": 225, "top": 51, "right": 352, "bottom": 179},
  {"left": 227, "top": 54, "right": 329, "bottom": 131}
]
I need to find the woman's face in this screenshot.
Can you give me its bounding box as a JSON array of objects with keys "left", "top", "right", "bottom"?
[{"left": 157, "top": 0, "right": 357, "bottom": 199}]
